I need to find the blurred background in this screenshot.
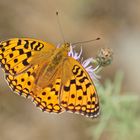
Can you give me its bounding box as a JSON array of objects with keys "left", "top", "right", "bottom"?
[{"left": 0, "top": 0, "right": 140, "bottom": 140}]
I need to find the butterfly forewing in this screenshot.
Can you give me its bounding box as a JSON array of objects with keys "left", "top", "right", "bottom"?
[
  {"left": 60, "top": 57, "right": 100, "bottom": 118},
  {"left": 0, "top": 38, "right": 56, "bottom": 75}
]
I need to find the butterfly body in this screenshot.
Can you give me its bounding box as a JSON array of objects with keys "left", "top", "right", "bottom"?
[
  {"left": 0, "top": 38, "right": 99, "bottom": 118},
  {"left": 43, "top": 43, "right": 70, "bottom": 73},
  {"left": 33, "top": 43, "right": 70, "bottom": 88}
]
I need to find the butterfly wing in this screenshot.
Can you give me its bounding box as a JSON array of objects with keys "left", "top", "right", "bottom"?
[
  {"left": 6, "top": 69, "right": 64, "bottom": 113},
  {"left": 32, "top": 67, "right": 64, "bottom": 113},
  {"left": 0, "top": 38, "right": 63, "bottom": 113},
  {"left": 0, "top": 38, "right": 56, "bottom": 75},
  {"left": 5, "top": 65, "right": 38, "bottom": 97},
  {"left": 32, "top": 81, "right": 64, "bottom": 113},
  {"left": 60, "top": 57, "right": 100, "bottom": 118}
]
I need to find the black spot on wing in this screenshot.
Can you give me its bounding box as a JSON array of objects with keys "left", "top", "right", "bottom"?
[
  {"left": 26, "top": 52, "right": 32, "bottom": 58},
  {"left": 79, "top": 76, "right": 88, "bottom": 83},
  {"left": 0, "top": 44, "right": 3, "bottom": 48},
  {"left": 71, "top": 94, "right": 75, "bottom": 98},
  {"left": 11, "top": 47, "right": 16, "bottom": 51},
  {"left": 34, "top": 42, "right": 44, "bottom": 51},
  {"left": 17, "top": 39, "right": 22, "bottom": 46},
  {"left": 63, "top": 86, "right": 70, "bottom": 91},
  {"left": 19, "top": 49, "right": 24, "bottom": 55},
  {"left": 76, "top": 70, "right": 84, "bottom": 77},
  {"left": 30, "top": 41, "right": 36, "bottom": 49},
  {"left": 70, "top": 79, "right": 76, "bottom": 84},
  {"left": 86, "top": 83, "right": 91, "bottom": 88},
  {"left": 72, "top": 65, "right": 80, "bottom": 75},
  {"left": 51, "top": 88, "right": 56, "bottom": 92},
  {"left": 76, "top": 85, "right": 82, "bottom": 90},
  {"left": 24, "top": 40, "right": 29, "bottom": 49},
  {"left": 22, "top": 59, "right": 29, "bottom": 66},
  {"left": 9, "top": 53, "right": 14, "bottom": 58},
  {"left": 2, "top": 48, "right": 5, "bottom": 52}
]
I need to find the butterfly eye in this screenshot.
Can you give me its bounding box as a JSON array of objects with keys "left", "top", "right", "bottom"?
[{"left": 65, "top": 43, "right": 70, "bottom": 48}]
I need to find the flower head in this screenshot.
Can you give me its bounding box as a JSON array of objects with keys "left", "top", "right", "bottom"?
[{"left": 96, "top": 48, "right": 113, "bottom": 67}]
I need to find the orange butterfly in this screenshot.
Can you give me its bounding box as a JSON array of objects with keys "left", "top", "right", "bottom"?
[{"left": 0, "top": 38, "right": 100, "bottom": 118}]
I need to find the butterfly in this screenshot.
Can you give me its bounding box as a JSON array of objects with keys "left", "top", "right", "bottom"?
[{"left": 0, "top": 38, "right": 100, "bottom": 118}]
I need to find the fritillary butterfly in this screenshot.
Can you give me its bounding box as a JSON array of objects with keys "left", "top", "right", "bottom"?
[{"left": 0, "top": 38, "right": 99, "bottom": 118}]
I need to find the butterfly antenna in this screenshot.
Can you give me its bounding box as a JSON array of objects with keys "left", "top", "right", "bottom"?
[
  {"left": 72, "top": 37, "right": 100, "bottom": 46},
  {"left": 56, "top": 11, "right": 66, "bottom": 43}
]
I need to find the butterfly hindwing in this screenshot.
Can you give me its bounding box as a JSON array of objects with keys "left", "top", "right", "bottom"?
[
  {"left": 5, "top": 65, "right": 38, "bottom": 97},
  {"left": 4, "top": 62, "right": 63, "bottom": 113},
  {"left": 31, "top": 64, "right": 64, "bottom": 113},
  {"left": 60, "top": 57, "right": 100, "bottom": 118},
  {"left": 32, "top": 78, "right": 64, "bottom": 113}
]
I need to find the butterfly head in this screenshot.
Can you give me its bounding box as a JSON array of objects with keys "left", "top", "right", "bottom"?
[{"left": 61, "top": 42, "right": 71, "bottom": 52}]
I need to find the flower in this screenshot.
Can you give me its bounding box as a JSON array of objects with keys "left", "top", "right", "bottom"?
[{"left": 96, "top": 48, "right": 113, "bottom": 67}]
